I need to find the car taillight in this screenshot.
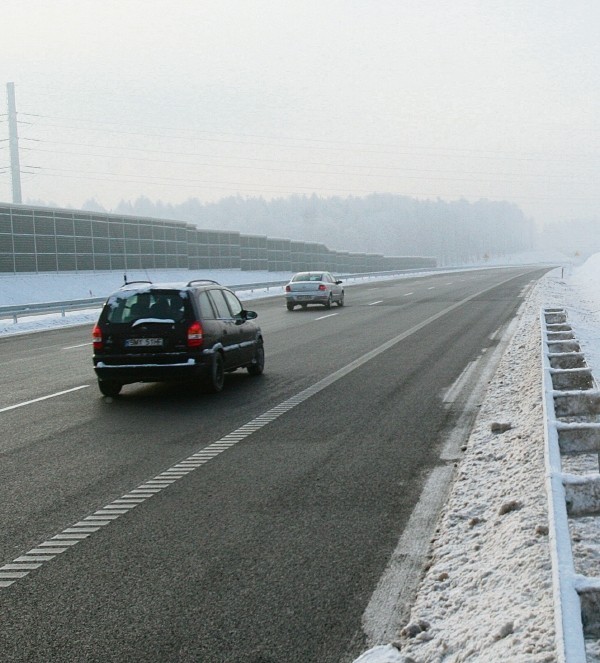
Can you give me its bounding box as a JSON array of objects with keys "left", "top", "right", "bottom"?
[
  {"left": 285, "top": 285, "right": 291, "bottom": 292},
  {"left": 92, "top": 324, "right": 103, "bottom": 350},
  {"left": 187, "top": 321, "right": 204, "bottom": 347},
  {"left": 318, "top": 284, "right": 327, "bottom": 291}
]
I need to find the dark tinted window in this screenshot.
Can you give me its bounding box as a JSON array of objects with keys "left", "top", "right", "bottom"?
[
  {"left": 208, "top": 289, "right": 233, "bottom": 318},
  {"left": 197, "top": 291, "right": 216, "bottom": 319},
  {"left": 105, "top": 290, "right": 187, "bottom": 323},
  {"left": 222, "top": 290, "right": 243, "bottom": 317}
]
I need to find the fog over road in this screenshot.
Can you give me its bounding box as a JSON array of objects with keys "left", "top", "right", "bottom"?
[{"left": 0, "top": 268, "right": 548, "bottom": 662}]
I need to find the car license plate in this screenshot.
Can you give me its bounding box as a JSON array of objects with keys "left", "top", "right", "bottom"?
[
  {"left": 298, "top": 295, "right": 312, "bottom": 300},
  {"left": 125, "top": 338, "right": 163, "bottom": 347}
]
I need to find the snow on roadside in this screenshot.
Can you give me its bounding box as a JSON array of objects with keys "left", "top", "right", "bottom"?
[
  {"left": 0, "top": 268, "right": 442, "bottom": 337},
  {"left": 0, "top": 269, "right": 289, "bottom": 337},
  {"left": 387, "top": 276, "right": 557, "bottom": 662},
  {"left": 0, "top": 267, "right": 430, "bottom": 308},
  {"left": 354, "top": 269, "right": 596, "bottom": 663},
  {"left": 0, "top": 269, "right": 292, "bottom": 306}
]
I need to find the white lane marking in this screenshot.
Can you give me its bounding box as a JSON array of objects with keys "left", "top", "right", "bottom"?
[
  {"left": 63, "top": 342, "right": 91, "bottom": 350},
  {"left": 363, "top": 465, "right": 454, "bottom": 644},
  {"left": 314, "top": 313, "right": 338, "bottom": 320},
  {"left": 0, "top": 271, "right": 528, "bottom": 589},
  {"left": 442, "top": 360, "right": 478, "bottom": 404},
  {"left": 403, "top": 292, "right": 413, "bottom": 297},
  {"left": 0, "top": 385, "right": 89, "bottom": 414},
  {"left": 368, "top": 301, "right": 383, "bottom": 306},
  {"left": 428, "top": 286, "right": 435, "bottom": 290}
]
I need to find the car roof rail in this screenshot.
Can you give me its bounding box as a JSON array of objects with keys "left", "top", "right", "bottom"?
[
  {"left": 186, "top": 279, "right": 221, "bottom": 286},
  {"left": 120, "top": 280, "right": 153, "bottom": 289}
]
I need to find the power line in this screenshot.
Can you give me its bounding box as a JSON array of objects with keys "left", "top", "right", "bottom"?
[
  {"left": 21, "top": 166, "right": 600, "bottom": 205},
  {"left": 12, "top": 101, "right": 600, "bottom": 219},
  {"left": 18, "top": 143, "right": 598, "bottom": 194},
  {"left": 18, "top": 137, "right": 597, "bottom": 180},
  {"left": 18, "top": 111, "right": 600, "bottom": 163}
]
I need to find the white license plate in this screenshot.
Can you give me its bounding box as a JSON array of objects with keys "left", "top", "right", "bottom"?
[
  {"left": 125, "top": 338, "right": 164, "bottom": 347},
  {"left": 298, "top": 295, "right": 312, "bottom": 300}
]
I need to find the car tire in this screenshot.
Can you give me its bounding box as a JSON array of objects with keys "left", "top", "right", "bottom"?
[
  {"left": 337, "top": 292, "right": 344, "bottom": 307},
  {"left": 98, "top": 380, "right": 122, "bottom": 397},
  {"left": 205, "top": 352, "right": 225, "bottom": 393},
  {"left": 286, "top": 302, "right": 295, "bottom": 311},
  {"left": 247, "top": 342, "right": 265, "bottom": 376},
  {"left": 325, "top": 294, "right": 332, "bottom": 309}
]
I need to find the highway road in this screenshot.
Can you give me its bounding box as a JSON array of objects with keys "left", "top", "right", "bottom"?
[{"left": 0, "top": 267, "right": 549, "bottom": 662}]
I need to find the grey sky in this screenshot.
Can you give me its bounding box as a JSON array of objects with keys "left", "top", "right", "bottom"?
[{"left": 3, "top": 0, "right": 600, "bottom": 226}]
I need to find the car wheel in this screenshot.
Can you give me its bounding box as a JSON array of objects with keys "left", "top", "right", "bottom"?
[
  {"left": 205, "top": 352, "right": 225, "bottom": 393},
  {"left": 337, "top": 292, "right": 344, "bottom": 307},
  {"left": 325, "top": 294, "right": 332, "bottom": 309},
  {"left": 247, "top": 342, "right": 265, "bottom": 376},
  {"left": 98, "top": 380, "right": 122, "bottom": 397},
  {"left": 286, "top": 302, "right": 295, "bottom": 311}
]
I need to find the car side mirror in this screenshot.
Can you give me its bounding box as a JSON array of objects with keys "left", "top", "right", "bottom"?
[
  {"left": 336, "top": 280, "right": 343, "bottom": 285},
  {"left": 243, "top": 310, "right": 258, "bottom": 320}
]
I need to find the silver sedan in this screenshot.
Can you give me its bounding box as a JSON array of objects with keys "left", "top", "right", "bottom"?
[{"left": 284, "top": 271, "right": 344, "bottom": 310}]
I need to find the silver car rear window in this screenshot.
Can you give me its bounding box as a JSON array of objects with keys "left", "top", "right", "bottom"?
[{"left": 292, "top": 273, "right": 323, "bottom": 282}]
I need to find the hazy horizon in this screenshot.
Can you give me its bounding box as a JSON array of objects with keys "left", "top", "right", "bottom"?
[{"left": 3, "top": 1, "right": 600, "bottom": 227}]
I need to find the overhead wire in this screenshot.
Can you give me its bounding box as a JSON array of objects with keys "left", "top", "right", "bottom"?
[
  {"left": 20, "top": 166, "right": 600, "bottom": 206},
  {"left": 17, "top": 110, "right": 600, "bottom": 163},
  {"left": 9, "top": 105, "right": 600, "bottom": 212},
  {"left": 17, "top": 137, "right": 595, "bottom": 181},
  {"left": 21, "top": 145, "right": 591, "bottom": 187}
]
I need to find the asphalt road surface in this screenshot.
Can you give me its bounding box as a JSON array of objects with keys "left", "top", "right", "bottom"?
[{"left": 0, "top": 267, "right": 548, "bottom": 662}]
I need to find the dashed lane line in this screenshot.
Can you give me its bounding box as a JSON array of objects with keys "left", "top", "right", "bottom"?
[{"left": 0, "top": 270, "right": 528, "bottom": 589}]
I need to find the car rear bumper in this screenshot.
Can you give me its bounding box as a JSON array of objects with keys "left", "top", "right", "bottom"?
[
  {"left": 285, "top": 292, "right": 329, "bottom": 304},
  {"left": 93, "top": 356, "right": 210, "bottom": 384}
]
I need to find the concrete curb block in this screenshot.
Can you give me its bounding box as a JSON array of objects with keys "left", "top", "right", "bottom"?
[{"left": 541, "top": 306, "right": 600, "bottom": 662}]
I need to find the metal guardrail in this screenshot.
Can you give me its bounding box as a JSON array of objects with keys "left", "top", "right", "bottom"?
[
  {"left": 0, "top": 297, "right": 107, "bottom": 323},
  {"left": 541, "top": 307, "right": 600, "bottom": 662},
  {"left": 0, "top": 269, "right": 428, "bottom": 323}
]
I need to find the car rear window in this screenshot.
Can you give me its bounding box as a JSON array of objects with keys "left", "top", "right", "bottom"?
[
  {"left": 292, "top": 273, "right": 323, "bottom": 282},
  {"left": 104, "top": 290, "right": 188, "bottom": 323}
]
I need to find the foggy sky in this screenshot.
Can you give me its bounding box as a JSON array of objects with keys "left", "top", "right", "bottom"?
[{"left": 3, "top": 0, "right": 600, "bottom": 227}]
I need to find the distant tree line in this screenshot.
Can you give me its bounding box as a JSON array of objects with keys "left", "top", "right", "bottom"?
[{"left": 78, "top": 193, "right": 535, "bottom": 266}]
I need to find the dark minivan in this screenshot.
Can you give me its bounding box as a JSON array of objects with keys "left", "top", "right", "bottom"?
[{"left": 92, "top": 279, "right": 264, "bottom": 396}]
